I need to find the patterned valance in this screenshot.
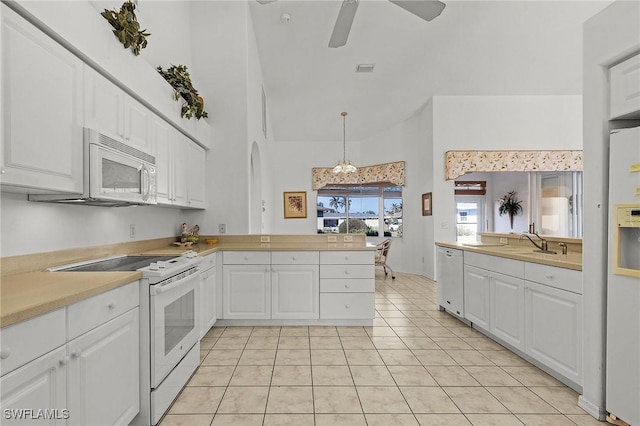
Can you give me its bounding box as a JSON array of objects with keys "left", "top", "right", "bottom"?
[
  {"left": 445, "top": 150, "right": 583, "bottom": 180},
  {"left": 312, "top": 161, "right": 405, "bottom": 191}
]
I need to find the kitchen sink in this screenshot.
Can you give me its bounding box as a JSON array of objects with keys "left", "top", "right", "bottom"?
[{"left": 47, "top": 255, "right": 179, "bottom": 272}]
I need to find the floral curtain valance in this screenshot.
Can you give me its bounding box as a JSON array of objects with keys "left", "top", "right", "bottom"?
[
  {"left": 445, "top": 150, "right": 583, "bottom": 180},
  {"left": 312, "top": 161, "right": 405, "bottom": 191}
]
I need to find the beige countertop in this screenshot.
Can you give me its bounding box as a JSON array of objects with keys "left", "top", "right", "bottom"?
[
  {"left": 1, "top": 237, "right": 375, "bottom": 328},
  {"left": 0, "top": 270, "right": 141, "bottom": 328},
  {"left": 436, "top": 241, "right": 582, "bottom": 271}
]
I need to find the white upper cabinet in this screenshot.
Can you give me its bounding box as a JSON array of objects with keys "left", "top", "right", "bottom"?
[
  {"left": 84, "top": 66, "right": 152, "bottom": 154},
  {"left": 610, "top": 53, "right": 640, "bottom": 119},
  {"left": 1, "top": 4, "right": 83, "bottom": 194},
  {"left": 187, "top": 142, "right": 206, "bottom": 209},
  {"left": 155, "top": 123, "right": 205, "bottom": 209}
]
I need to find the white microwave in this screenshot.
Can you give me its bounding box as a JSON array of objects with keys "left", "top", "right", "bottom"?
[{"left": 30, "top": 129, "right": 157, "bottom": 206}]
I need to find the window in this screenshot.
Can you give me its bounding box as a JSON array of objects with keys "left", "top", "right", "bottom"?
[{"left": 317, "top": 185, "right": 403, "bottom": 237}]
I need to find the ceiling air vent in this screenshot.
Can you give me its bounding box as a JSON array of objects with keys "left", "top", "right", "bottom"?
[{"left": 355, "top": 64, "right": 375, "bottom": 73}]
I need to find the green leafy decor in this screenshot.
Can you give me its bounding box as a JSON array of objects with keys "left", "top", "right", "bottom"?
[
  {"left": 498, "top": 190, "right": 523, "bottom": 229},
  {"left": 157, "top": 65, "right": 208, "bottom": 120},
  {"left": 101, "top": 1, "right": 150, "bottom": 56}
]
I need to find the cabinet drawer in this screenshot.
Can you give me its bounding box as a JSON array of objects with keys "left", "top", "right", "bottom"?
[
  {"left": 272, "top": 251, "right": 319, "bottom": 265},
  {"left": 0, "top": 308, "right": 66, "bottom": 376},
  {"left": 67, "top": 281, "right": 139, "bottom": 340},
  {"left": 320, "top": 293, "right": 374, "bottom": 319},
  {"left": 465, "top": 252, "right": 524, "bottom": 278},
  {"left": 223, "top": 251, "right": 270, "bottom": 265},
  {"left": 320, "top": 265, "right": 374, "bottom": 279},
  {"left": 525, "top": 262, "right": 582, "bottom": 294},
  {"left": 200, "top": 253, "right": 217, "bottom": 271},
  {"left": 320, "top": 251, "right": 374, "bottom": 265},
  {"left": 320, "top": 279, "right": 374, "bottom": 293}
]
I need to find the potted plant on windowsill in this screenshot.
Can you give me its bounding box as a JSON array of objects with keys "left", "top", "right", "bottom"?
[{"left": 498, "top": 190, "right": 523, "bottom": 229}]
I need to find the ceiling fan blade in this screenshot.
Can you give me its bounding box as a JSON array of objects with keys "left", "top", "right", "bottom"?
[
  {"left": 256, "top": 0, "right": 278, "bottom": 4},
  {"left": 328, "top": 0, "right": 359, "bottom": 48},
  {"left": 389, "top": 0, "right": 446, "bottom": 21}
]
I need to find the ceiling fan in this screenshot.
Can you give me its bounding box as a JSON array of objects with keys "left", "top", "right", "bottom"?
[{"left": 257, "top": 0, "right": 446, "bottom": 48}]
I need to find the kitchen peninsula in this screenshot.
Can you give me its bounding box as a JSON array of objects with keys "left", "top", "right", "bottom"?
[
  {"left": 1, "top": 233, "right": 376, "bottom": 328},
  {"left": 436, "top": 233, "right": 583, "bottom": 392}
]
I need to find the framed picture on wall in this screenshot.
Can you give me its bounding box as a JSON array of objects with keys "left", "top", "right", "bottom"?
[
  {"left": 422, "top": 192, "right": 432, "bottom": 216},
  {"left": 284, "top": 191, "right": 307, "bottom": 218}
]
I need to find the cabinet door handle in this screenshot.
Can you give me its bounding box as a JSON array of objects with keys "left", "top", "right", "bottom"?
[
  {"left": 70, "top": 350, "right": 82, "bottom": 359},
  {"left": 292, "top": 257, "right": 297, "bottom": 261},
  {"left": 108, "top": 303, "right": 116, "bottom": 310},
  {"left": 344, "top": 256, "right": 349, "bottom": 261},
  {"left": 344, "top": 284, "right": 349, "bottom": 289},
  {"left": 344, "top": 271, "right": 349, "bottom": 275},
  {"left": 0, "top": 347, "right": 11, "bottom": 359},
  {"left": 59, "top": 356, "right": 69, "bottom": 366},
  {"left": 344, "top": 305, "right": 350, "bottom": 309},
  {"left": 545, "top": 274, "right": 555, "bottom": 279},
  {"left": 244, "top": 256, "right": 249, "bottom": 261}
]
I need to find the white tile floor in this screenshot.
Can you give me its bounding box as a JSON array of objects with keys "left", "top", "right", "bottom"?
[{"left": 160, "top": 272, "right": 602, "bottom": 426}]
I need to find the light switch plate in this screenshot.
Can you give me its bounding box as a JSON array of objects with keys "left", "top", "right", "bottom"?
[
  {"left": 343, "top": 235, "right": 354, "bottom": 242},
  {"left": 500, "top": 237, "right": 508, "bottom": 244},
  {"left": 260, "top": 236, "right": 270, "bottom": 243},
  {"left": 327, "top": 236, "right": 338, "bottom": 242}
]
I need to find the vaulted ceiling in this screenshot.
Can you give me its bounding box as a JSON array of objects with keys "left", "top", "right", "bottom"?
[{"left": 249, "top": 0, "right": 611, "bottom": 142}]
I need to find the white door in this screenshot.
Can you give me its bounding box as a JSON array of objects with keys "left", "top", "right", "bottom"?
[
  {"left": 152, "top": 116, "right": 173, "bottom": 204},
  {"left": 490, "top": 272, "right": 525, "bottom": 350},
  {"left": 272, "top": 265, "right": 319, "bottom": 319},
  {"left": 223, "top": 265, "right": 271, "bottom": 319},
  {"left": 455, "top": 195, "right": 485, "bottom": 243},
  {"left": 67, "top": 309, "right": 140, "bottom": 426},
  {"left": 0, "top": 346, "right": 67, "bottom": 426},
  {"left": 172, "top": 135, "right": 189, "bottom": 207},
  {"left": 463, "top": 265, "right": 491, "bottom": 330}
]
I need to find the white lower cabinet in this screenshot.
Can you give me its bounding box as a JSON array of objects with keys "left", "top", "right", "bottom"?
[
  {"left": 272, "top": 265, "right": 319, "bottom": 319},
  {"left": 67, "top": 309, "right": 139, "bottom": 426},
  {"left": 490, "top": 272, "right": 525, "bottom": 351},
  {"left": 463, "top": 265, "right": 491, "bottom": 330},
  {"left": 0, "top": 281, "right": 140, "bottom": 426},
  {"left": 525, "top": 280, "right": 582, "bottom": 385},
  {"left": 319, "top": 251, "right": 375, "bottom": 321},
  {"left": 200, "top": 255, "right": 217, "bottom": 338},
  {"left": 457, "top": 249, "right": 583, "bottom": 388},
  {"left": 223, "top": 265, "right": 271, "bottom": 319},
  {"left": 0, "top": 346, "right": 67, "bottom": 426},
  {"left": 221, "top": 250, "right": 374, "bottom": 322}
]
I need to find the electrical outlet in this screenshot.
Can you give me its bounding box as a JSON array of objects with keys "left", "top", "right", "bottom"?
[
  {"left": 219, "top": 224, "right": 226, "bottom": 234},
  {"left": 343, "top": 235, "right": 354, "bottom": 242},
  {"left": 130, "top": 224, "right": 136, "bottom": 239},
  {"left": 500, "top": 237, "right": 508, "bottom": 244},
  {"left": 327, "top": 236, "right": 338, "bottom": 242},
  {"left": 260, "top": 236, "right": 270, "bottom": 243}
]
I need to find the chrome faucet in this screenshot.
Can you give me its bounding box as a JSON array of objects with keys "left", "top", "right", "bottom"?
[{"left": 519, "top": 233, "right": 556, "bottom": 254}]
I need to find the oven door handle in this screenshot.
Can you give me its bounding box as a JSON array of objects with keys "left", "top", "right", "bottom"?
[{"left": 150, "top": 273, "right": 199, "bottom": 296}]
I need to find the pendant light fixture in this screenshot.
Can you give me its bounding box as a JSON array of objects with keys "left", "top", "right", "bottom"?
[{"left": 332, "top": 112, "right": 357, "bottom": 174}]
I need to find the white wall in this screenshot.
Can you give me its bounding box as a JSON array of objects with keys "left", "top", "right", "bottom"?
[
  {"left": 581, "top": 0, "right": 640, "bottom": 418},
  {"left": 430, "top": 95, "right": 583, "bottom": 278}
]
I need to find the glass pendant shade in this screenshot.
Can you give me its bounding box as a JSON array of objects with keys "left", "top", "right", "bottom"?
[{"left": 332, "top": 112, "right": 357, "bottom": 175}]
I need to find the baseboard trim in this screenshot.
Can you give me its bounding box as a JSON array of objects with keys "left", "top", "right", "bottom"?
[{"left": 578, "top": 395, "right": 607, "bottom": 421}]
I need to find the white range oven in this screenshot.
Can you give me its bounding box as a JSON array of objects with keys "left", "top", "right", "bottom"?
[{"left": 132, "top": 252, "right": 201, "bottom": 426}]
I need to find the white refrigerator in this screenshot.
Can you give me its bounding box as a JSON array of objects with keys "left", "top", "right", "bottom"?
[{"left": 606, "top": 126, "right": 640, "bottom": 426}]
